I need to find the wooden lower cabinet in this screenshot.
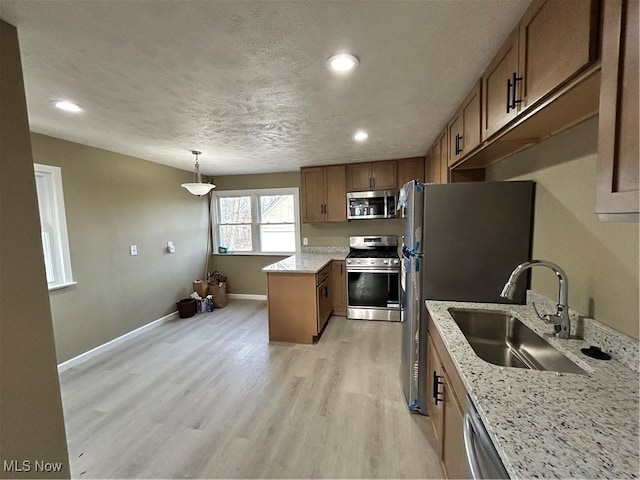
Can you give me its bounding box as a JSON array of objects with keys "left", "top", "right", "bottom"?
[
  {"left": 443, "top": 370, "right": 467, "bottom": 480},
  {"left": 331, "top": 260, "right": 347, "bottom": 316},
  {"left": 316, "top": 273, "right": 332, "bottom": 333},
  {"left": 267, "top": 263, "right": 333, "bottom": 344},
  {"left": 427, "top": 335, "right": 445, "bottom": 457},
  {"left": 427, "top": 321, "right": 470, "bottom": 479}
]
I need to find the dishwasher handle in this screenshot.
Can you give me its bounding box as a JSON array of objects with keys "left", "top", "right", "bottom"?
[
  {"left": 463, "top": 396, "right": 510, "bottom": 480},
  {"left": 463, "top": 411, "right": 483, "bottom": 480}
]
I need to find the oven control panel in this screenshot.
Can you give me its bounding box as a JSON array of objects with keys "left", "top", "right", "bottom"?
[{"left": 346, "top": 257, "right": 400, "bottom": 268}]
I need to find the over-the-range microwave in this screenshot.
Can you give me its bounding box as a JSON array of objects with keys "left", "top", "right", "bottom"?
[{"left": 347, "top": 190, "right": 398, "bottom": 220}]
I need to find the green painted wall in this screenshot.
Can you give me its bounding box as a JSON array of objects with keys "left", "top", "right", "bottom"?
[
  {"left": 487, "top": 117, "right": 639, "bottom": 339},
  {"left": 32, "top": 134, "right": 210, "bottom": 362}
]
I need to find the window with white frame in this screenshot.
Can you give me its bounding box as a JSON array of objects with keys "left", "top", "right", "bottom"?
[
  {"left": 213, "top": 188, "right": 300, "bottom": 254},
  {"left": 34, "top": 164, "right": 74, "bottom": 290}
]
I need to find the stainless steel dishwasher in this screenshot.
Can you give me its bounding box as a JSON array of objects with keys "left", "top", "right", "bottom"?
[{"left": 463, "top": 396, "right": 510, "bottom": 479}]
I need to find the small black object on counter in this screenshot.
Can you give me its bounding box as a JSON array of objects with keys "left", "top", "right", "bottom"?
[{"left": 581, "top": 345, "right": 612, "bottom": 360}]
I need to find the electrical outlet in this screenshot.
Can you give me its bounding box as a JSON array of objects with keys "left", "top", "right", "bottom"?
[
  {"left": 303, "top": 237, "right": 309, "bottom": 246},
  {"left": 130, "top": 245, "right": 138, "bottom": 256}
]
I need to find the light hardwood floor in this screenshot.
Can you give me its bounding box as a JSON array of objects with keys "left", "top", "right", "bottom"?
[{"left": 59, "top": 300, "right": 444, "bottom": 479}]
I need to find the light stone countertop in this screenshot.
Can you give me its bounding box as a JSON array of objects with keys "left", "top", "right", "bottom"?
[
  {"left": 426, "top": 297, "right": 639, "bottom": 479},
  {"left": 262, "top": 251, "right": 348, "bottom": 274}
]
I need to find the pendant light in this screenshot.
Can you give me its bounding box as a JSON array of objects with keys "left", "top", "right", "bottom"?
[{"left": 181, "top": 150, "right": 215, "bottom": 196}]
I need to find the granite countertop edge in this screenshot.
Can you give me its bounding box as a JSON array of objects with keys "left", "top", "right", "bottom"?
[
  {"left": 425, "top": 297, "right": 639, "bottom": 480},
  {"left": 262, "top": 251, "right": 348, "bottom": 274}
]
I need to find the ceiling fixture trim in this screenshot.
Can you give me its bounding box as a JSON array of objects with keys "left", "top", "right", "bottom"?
[
  {"left": 52, "top": 100, "right": 82, "bottom": 113},
  {"left": 181, "top": 150, "right": 216, "bottom": 196},
  {"left": 354, "top": 130, "right": 368, "bottom": 142},
  {"left": 326, "top": 53, "right": 359, "bottom": 73}
]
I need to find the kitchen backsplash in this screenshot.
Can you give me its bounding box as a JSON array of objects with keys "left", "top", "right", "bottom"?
[{"left": 528, "top": 291, "right": 639, "bottom": 372}]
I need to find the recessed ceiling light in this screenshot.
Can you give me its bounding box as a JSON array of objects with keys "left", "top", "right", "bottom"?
[
  {"left": 52, "top": 100, "right": 82, "bottom": 113},
  {"left": 354, "top": 130, "right": 368, "bottom": 142},
  {"left": 326, "top": 53, "right": 359, "bottom": 73}
]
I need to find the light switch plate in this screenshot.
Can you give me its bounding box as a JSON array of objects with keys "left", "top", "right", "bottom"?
[{"left": 130, "top": 245, "right": 138, "bottom": 256}]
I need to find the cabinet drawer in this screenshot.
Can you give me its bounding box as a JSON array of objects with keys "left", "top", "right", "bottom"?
[{"left": 316, "top": 263, "right": 331, "bottom": 286}]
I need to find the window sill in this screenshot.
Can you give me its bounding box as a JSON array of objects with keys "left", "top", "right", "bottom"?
[{"left": 48, "top": 281, "right": 77, "bottom": 292}]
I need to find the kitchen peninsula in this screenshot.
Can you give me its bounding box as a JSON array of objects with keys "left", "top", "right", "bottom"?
[{"left": 263, "top": 250, "right": 348, "bottom": 344}]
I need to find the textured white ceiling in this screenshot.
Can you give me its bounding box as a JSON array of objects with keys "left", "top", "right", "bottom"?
[{"left": 0, "top": 0, "right": 531, "bottom": 176}]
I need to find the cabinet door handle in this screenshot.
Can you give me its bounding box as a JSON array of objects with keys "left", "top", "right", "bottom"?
[
  {"left": 455, "top": 134, "right": 464, "bottom": 155},
  {"left": 433, "top": 371, "right": 444, "bottom": 405},
  {"left": 507, "top": 72, "right": 523, "bottom": 113},
  {"left": 340, "top": 263, "right": 343, "bottom": 275}
]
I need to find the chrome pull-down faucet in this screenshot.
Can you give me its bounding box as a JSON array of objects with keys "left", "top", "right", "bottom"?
[{"left": 500, "top": 260, "right": 571, "bottom": 339}]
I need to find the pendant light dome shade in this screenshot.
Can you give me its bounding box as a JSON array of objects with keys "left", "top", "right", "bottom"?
[{"left": 182, "top": 150, "right": 215, "bottom": 195}]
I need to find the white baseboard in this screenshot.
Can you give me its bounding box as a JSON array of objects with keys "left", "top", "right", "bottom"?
[
  {"left": 57, "top": 311, "right": 178, "bottom": 373},
  {"left": 227, "top": 293, "right": 267, "bottom": 301}
]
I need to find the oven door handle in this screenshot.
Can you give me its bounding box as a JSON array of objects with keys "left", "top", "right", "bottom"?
[{"left": 346, "top": 268, "right": 400, "bottom": 274}]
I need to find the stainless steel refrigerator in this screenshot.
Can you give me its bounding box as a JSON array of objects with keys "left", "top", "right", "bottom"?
[{"left": 399, "top": 180, "right": 535, "bottom": 414}]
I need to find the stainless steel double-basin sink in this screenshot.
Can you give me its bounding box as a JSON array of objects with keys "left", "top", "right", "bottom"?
[{"left": 448, "top": 308, "right": 586, "bottom": 375}]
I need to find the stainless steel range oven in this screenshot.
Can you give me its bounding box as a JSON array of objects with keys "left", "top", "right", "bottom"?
[{"left": 346, "top": 236, "right": 401, "bottom": 322}]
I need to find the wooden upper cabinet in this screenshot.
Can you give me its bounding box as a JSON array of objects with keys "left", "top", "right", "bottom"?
[
  {"left": 371, "top": 160, "right": 397, "bottom": 190},
  {"left": 483, "top": 28, "right": 519, "bottom": 139},
  {"left": 301, "top": 167, "right": 325, "bottom": 223},
  {"left": 301, "top": 165, "right": 346, "bottom": 223},
  {"left": 427, "top": 142, "right": 441, "bottom": 184},
  {"left": 438, "top": 130, "right": 449, "bottom": 184},
  {"left": 346, "top": 160, "right": 397, "bottom": 191},
  {"left": 346, "top": 163, "right": 372, "bottom": 191},
  {"left": 426, "top": 129, "right": 449, "bottom": 184},
  {"left": 596, "top": 0, "right": 639, "bottom": 219},
  {"left": 519, "top": 0, "right": 597, "bottom": 110},
  {"left": 482, "top": 0, "right": 598, "bottom": 141},
  {"left": 448, "top": 81, "right": 481, "bottom": 166},
  {"left": 448, "top": 113, "right": 463, "bottom": 167},
  {"left": 397, "top": 157, "right": 425, "bottom": 187},
  {"left": 324, "top": 165, "right": 347, "bottom": 222}
]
